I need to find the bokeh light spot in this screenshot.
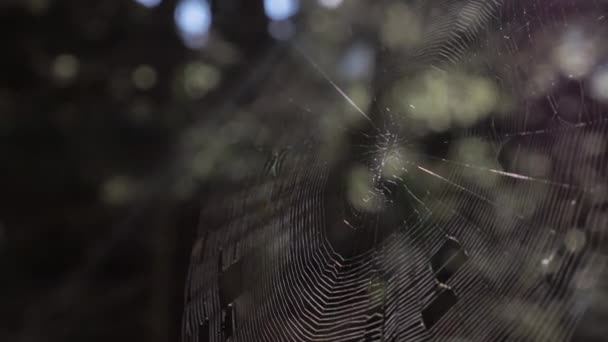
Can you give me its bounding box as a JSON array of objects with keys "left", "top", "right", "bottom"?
[
  {"left": 338, "top": 43, "right": 374, "bottom": 80},
  {"left": 52, "top": 54, "right": 79, "bottom": 82},
  {"left": 175, "top": 0, "right": 212, "bottom": 49},
  {"left": 182, "top": 62, "right": 221, "bottom": 99},
  {"left": 134, "top": 0, "right": 162, "bottom": 8},
  {"left": 132, "top": 65, "right": 158, "bottom": 90},
  {"left": 554, "top": 28, "right": 597, "bottom": 79},
  {"left": 318, "top": 0, "right": 343, "bottom": 9},
  {"left": 264, "top": 0, "right": 299, "bottom": 21},
  {"left": 590, "top": 67, "right": 608, "bottom": 103},
  {"left": 101, "top": 176, "right": 136, "bottom": 205}
]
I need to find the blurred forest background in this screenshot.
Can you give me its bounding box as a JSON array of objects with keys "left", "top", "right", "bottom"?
[{"left": 2, "top": 0, "right": 608, "bottom": 341}]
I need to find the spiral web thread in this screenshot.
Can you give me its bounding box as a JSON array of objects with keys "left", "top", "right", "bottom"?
[{"left": 182, "top": 0, "right": 608, "bottom": 341}]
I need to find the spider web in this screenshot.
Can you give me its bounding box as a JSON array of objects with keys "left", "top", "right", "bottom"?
[{"left": 182, "top": 0, "right": 608, "bottom": 341}]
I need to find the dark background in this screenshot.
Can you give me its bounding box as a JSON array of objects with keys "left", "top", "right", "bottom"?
[
  {"left": 0, "top": 1, "right": 276, "bottom": 341},
  {"left": 2, "top": 1, "right": 608, "bottom": 341}
]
